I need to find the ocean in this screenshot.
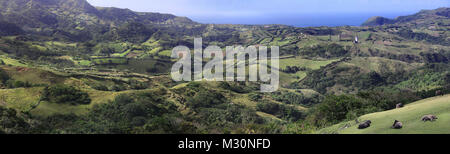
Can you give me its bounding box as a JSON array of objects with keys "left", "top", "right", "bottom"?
[{"left": 189, "top": 12, "right": 414, "bottom": 27}]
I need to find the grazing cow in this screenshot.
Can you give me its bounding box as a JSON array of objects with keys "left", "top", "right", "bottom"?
[
  {"left": 392, "top": 120, "right": 403, "bottom": 129},
  {"left": 435, "top": 90, "right": 443, "bottom": 96},
  {"left": 358, "top": 120, "right": 372, "bottom": 129},
  {"left": 396, "top": 103, "right": 404, "bottom": 109},
  {"left": 422, "top": 115, "right": 438, "bottom": 122}
]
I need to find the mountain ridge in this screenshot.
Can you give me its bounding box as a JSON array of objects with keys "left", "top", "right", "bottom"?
[
  {"left": 0, "top": 0, "right": 197, "bottom": 41},
  {"left": 362, "top": 7, "right": 450, "bottom": 26}
]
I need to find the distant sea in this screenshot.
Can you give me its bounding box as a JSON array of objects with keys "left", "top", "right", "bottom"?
[{"left": 189, "top": 12, "right": 414, "bottom": 27}]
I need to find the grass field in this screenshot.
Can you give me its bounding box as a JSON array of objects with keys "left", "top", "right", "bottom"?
[
  {"left": 278, "top": 57, "right": 339, "bottom": 86},
  {"left": 319, "top": 94, "right": 450, "bottom": 134},
  {"left": 0, "top": 56, "right": 28, "bottom": 67},
  {"left": 29, "top": 88, "right": 159, "bottom": 117},
  {"left": 1, "top": 65, "right": 66, "bottom": 85},
  {"left": 0, "top": 87, "right": 43, "bottom": 112}
]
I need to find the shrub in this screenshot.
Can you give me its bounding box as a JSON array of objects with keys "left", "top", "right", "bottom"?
[
  {"left": 6, "top": 80, "right": 32, "bottom": 88},
  {"left": 249, "top": 92, "right": 263, "bottom": 101}
]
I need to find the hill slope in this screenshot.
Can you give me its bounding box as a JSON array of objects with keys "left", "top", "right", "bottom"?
[
  {"left": 362, "top": 7, "right": 449, "bottom": 27},
  {"left": 319, "top": 94, "right": 450, "bottom": 134}
]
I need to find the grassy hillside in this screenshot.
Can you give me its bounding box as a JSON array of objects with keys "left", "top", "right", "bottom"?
[{"left": 319, "top": 94, "right": 450, "bottom": 134}]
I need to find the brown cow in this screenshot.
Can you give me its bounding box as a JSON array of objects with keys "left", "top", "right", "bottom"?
[
  {"left": 392, "top": 120, "right": 403, "bottom": 129},
  {"left": 422, "top": 115, "right": 438, "bottom": 122}
]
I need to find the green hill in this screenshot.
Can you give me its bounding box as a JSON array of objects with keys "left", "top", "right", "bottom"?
[
  {"left": 362, "top": 7, "right": 449, "bottom": 27},
  {"left": 319, "top": 94, "right": 450, "bottom": 134},
  {"left": 361, "top": 16, "right": 394, "bottom": 26}
]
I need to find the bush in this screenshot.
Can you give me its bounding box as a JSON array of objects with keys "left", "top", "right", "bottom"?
[
  {"left": 6, "top": 80, "right": 32, "bottom": 88},
  {"left": 0, "top": 69, "right": 10, "bottom": 84},
  {"left": 249, "top": 92, "right": 263, "bottom": 101},
  {"left": 187, "top": 90, "right": 226, "bottom": 109},
  {"left": 42, "top": 84, "right": 91, "bottom": 105}
]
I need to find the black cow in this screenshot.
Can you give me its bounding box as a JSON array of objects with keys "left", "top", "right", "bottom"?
[
  {"left": 422, "top": 115, "right": 438, "bottom": 122},
  {"left": 358, "top": 120, "right": 372, "bottom": 129},
  {"left": 392, "top": 120, "right": 403, "bottom": 129}
]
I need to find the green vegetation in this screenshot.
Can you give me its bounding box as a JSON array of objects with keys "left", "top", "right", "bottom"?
[
  {"left": 256, "top": 100, "right": 304, "bottom": 121},
  {"left": 0, "top": 106, "right": 31, "bottom": 134},
  {"left": 0, "top": 0, "right": 448, "bottom": 134},
  {"left": 300, "top": 43, "right": 350, "bottom": 59}
]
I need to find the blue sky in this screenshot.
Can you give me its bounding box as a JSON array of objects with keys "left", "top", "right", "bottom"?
[{"left": 86, "top": 0, "right": 449, "bottom": 26}]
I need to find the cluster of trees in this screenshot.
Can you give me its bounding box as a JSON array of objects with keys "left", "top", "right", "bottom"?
[
  {"left": 306, "top": 89, "right": 420, "bottom": 126},
  {"left": 89, "top": 79, "right": 148, "bottom": 92},
  {"left": 180, "top": 82, "right": 268, "bottom": 133},
  {"left": 219, "top": 82, "right": 259, "bottom": 94},
  {"left": 420, "top": 52, "right": 449, "bottom": 63},
  {"left": 0, "top": 21, "right": 23, "bottom": 36},
  {"left": 0, "top": 69, "right": 10, "bottom": 85},
  {"left": 396, "top": 29, "right": 449, "bottom": 46},
  {"left": 0, "top": 106, "right": 31, "bottom": 134},
  {"left": 41, "top": 84, "right": 91, "bottom": 105},
  {"left": 300, "top": 43, "right": 349, "bottom": 59},
  {"left": 0, "top": 69, "right": 36, "bottom": 89},
  {"left": 282, "top": 66, "right": 309, "bottom": 74},
  {"left": 187, "top": 89, "right": 227, "bottom": 109},
  {"left": 270, "top": 91, "right": 321, "bottom": 107},
  {"left": 300, "top": 63, "right": 413, "bottom": 94},
  {"left": 256, "top": 100, "right": 304, "bottom": 121}
]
